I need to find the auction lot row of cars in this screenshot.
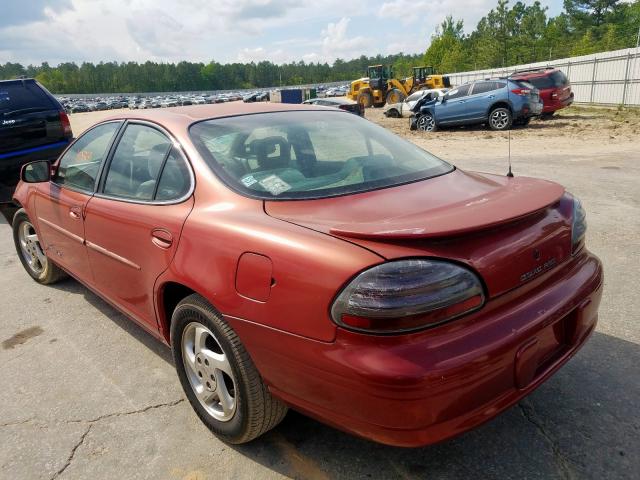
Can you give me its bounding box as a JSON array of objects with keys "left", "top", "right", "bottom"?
[
  {"left": 58, "top": 83, "right": 352, "bottom": 114},
  {"left": 60, "top": 92, "right": 249, "bottom": 113},
  {"left": 0, "top": 72, "right": 600, "bottom": 448}
]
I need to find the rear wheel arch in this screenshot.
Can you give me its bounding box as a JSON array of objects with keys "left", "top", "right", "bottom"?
[
  {"left": 158, "top": 281, "right": 199, "bottom": 343},
  {"left": 488, "top": 102, "right": 512, "bottom": 116}
]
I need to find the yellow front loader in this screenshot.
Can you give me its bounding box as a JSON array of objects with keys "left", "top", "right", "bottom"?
[{"left": 347, "top": 65, "right": 450, "bottom": 108}]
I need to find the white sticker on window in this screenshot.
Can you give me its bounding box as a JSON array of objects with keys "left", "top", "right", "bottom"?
[
  {"left": 259, "top": 175, "right": 291, "bottom": 196},
  {"left": 241, "top": 175, "right": 258, "bottom": 187}
]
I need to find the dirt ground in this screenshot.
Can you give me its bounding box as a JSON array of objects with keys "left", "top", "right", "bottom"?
[{"left": 1, "top": 104, "right": 638, "bottom": 480}]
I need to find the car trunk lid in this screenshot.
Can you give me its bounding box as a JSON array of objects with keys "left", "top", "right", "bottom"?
[{"left": 265, "top": 169, "right": 572, "bottom": 298}]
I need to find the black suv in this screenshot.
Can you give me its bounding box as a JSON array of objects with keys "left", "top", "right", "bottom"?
[{"left": 0, "top": 79, "right": 73, "bottom": 206}]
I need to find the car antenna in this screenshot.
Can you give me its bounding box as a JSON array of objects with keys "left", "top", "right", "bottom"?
[
  {"left": 506, "top": 85, "right": 514, "bottom": 178},
  {"left": 507, "top": 129, "right": 514, "bottom": 177}
]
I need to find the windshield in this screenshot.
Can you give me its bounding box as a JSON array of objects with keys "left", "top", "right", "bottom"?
[{"left": 189, "top": 111, "right": 453, "bottom": 200}]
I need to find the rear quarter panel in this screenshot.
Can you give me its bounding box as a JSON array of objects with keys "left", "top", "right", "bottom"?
[{"left": 157, "top": 196, "right": 382, "bottom": 343}]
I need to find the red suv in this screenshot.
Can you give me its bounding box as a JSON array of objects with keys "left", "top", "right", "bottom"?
[{"left": 510, "top": 68, "right": 573, "bottom": 117}]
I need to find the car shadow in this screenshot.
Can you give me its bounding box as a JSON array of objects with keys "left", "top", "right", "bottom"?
[
  {"left": 231, "top": 331, "right": 638, "bottom": 480},
  {"left": 48, "top": 278, "right": 174, "bottom": 365}
]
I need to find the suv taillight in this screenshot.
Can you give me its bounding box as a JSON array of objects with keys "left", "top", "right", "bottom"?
[
  {"left": 511, "top": 88, "right": 531, "bottom": 96},
  {"left": 59, "top": 111, "right": 72, "bottom": 137}
]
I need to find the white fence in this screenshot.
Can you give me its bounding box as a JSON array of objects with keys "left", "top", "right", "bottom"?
[{"left": 445, "top": 47, "right": 640, "bottom": 106}]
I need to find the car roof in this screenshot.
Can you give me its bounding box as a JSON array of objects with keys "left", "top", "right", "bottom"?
[
  {"left": 0, "top": 78, "right": 37, "bottom": 85},
  {"left": 101, "top": 102, "right": 331, "bottom": 130},
  {"left": 510, "top": 68, "right": 558, "bottom": 79}
]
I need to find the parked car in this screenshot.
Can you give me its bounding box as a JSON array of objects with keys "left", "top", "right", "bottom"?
[
  {"left": 384, "top": 88, "right": 448, "bottom": 118},
  {"left": 0, "top": 78, "right": 73, "bottom": 206},
  {"left": 510, "top": 67, "right": 573, "bottom": 117},
  {"left": 303, "top": 97, "right": 364, "bottom": 116},
  {"left": 70, "top": 103, "right": 90, "bottom": 113},
  {"left": 11, "top": 103, "right": 602, "bottom": 447},
  {"left": 411, "top": 78, "right": 543, "bottom": 131},
  {"left": 243, "top": 92, "right": 268, "bottom": 103}
]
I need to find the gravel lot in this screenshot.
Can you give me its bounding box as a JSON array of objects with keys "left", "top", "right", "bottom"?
[{"left": 1, "top": 105, "right": 638, "bottom": 480}]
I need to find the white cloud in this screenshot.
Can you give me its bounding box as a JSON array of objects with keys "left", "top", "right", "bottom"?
[{"left": 0, "top": 0, "right": 566, "bottom": 66}]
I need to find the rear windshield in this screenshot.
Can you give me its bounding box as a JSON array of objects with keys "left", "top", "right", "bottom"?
[
  {"left": 190, "top": 110, "right": 453, "bottom": 199},
  {"left": 0, "top": 81, "right": 56, "bottom": 116},
  {"left": 526, "top": 71, "right": 568, "bottom": 89}
]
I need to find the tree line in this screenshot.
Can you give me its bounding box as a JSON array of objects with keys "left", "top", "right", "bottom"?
[
  {"left": 1, "top": 0, "right": 638, "bottom": 94},
  {"left": 423, "top": 0, "right": 640, "bottom": 74},
  {"left": 0, "top": 54, "right": 421, "bottom": 94}
]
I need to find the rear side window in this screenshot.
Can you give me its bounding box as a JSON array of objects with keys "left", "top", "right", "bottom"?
[
  {"left": 0, "top": 81, "right": 56, "bottom": 115},
  {"left": 525, "top": 71, "right": 567, "bottom": 89},
  {"left": 446, "top": 84, "right": 471, "bottom": 99},
  {"left": 527, "top": 76, "right": 554, "bottom": 89},
  {"left": 472, "top": 81, "right": 498, "bottom": 94},
  {"left": 103, "top": 124, "right": 171, "bottom": 200},
  {"left": 155, "top": 149, "right": 191, "bottom": 201},
  {"left": 55, "top": 122, "right": 120, "bottom": 192},
  {"left": 550, "top": 71, "right": 568, "bottom": 86}
]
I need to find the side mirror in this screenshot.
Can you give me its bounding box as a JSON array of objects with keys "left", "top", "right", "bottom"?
[{"left": 21, "top": 160, "right": 51, "bottom": 183}]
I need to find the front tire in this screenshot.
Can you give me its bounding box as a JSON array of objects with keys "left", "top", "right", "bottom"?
[
  {"left": 357, "top": 91, "right": 373, "bottom": 109},
  {"left": 417, "top": 113, "right": 437, "bottom": 132},
  {"left": 488, "top": 107, "right": 513, "bottom": 131},
  {"left": 171, "top": 294, "right": 287, "bottom": 444},
  {"left": 12, "top": 209, "right": 67, "bottom": 284}
]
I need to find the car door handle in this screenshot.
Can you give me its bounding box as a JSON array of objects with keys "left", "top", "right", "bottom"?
[
  {"left": 151, "top": 228, "right": 173, "bottom": 249},
  {"left": 69, "top": 206, "right": 82, "bottom": 219}
]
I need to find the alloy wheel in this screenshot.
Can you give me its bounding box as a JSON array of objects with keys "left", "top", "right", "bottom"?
[
  {"left": 490, "top": 110, "right": 510, "bottom": 130},
  {"left": 181, "top": 322, "right": 237, "bottom": 422},
  {"left": 18, "top": 221, "right": 47, "bottom": 276},
  {"left": 418, "top": 115, "right": 435, "bottom": 132}
]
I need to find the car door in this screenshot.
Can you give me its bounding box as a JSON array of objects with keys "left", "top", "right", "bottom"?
[
  {"left": 83, "top": 122, "right": 194, "bottom": 331},
  {"left": 34, "top": 121, "right": 122, "bottom": 283},
  {"left": 463, "top": 81, "right": 500, "bottom": 122},
  {"left": 435, "top": 84, "right": 471, "bottom": 125}
]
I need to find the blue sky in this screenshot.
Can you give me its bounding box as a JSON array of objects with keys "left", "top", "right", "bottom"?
[{"left": 0, "top": 0, "right": 564, "bottom": 66}]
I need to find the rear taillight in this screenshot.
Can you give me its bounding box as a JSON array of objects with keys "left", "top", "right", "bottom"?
[
  {"left": 330, "top": 259, "right": 485, "bottom": 334},
  {"left": 571, "top": 196, "right": 587, "bottom": 254},
  {"left": 511, "top": 88, "right": 531, "bottom": 96},
  {"left": 59, "top": 111, "right": 72, "bottom": 137}
]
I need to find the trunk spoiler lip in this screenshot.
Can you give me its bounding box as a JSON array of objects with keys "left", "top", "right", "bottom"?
[{"left": 329, "top": 179, "right": 565, "bottom": 240}]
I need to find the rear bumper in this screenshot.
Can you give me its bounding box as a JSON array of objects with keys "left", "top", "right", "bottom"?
[
  {"left": 230, "top": 250, "right": 603, "bottom": 447},
  {"left": 519, "top": 100, "right": 543, "bottom": 118},
  {"left": 543, "top": 94, "right": 574, "bottom": 113}
]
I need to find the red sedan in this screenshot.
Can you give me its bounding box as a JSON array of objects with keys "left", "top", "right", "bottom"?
[{"left": 11, "top": 103, "right": 602, "bottom": 446}]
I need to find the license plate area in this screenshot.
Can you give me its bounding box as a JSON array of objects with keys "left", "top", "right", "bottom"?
[{"left": 514, "top": 309, "right": 577, "bottom": 389}]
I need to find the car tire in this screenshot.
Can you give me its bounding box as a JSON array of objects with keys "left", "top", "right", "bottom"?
[
  {"left": 488, "top": 107, "right": 513, "bottom": 131},
  {"left": 386, "top": 89, "right": 406, "bottom": 105},
  {"left": 385, "top": 108, "right": 400, "bottom": 118},
  {"left": 514, "top": 117, "right": 531, "bottom": 127},
  {"left": 417, "top": 113, "right": 437, "bottom": 132},
  {"left": 12, "top": 209, "right": 67, "bottom": 285},
  {"left": 357, "top": 91, "right": 373, "bottom": 109},
  {"left": 171, "top": 294, "right": 288, "bottom": 444},
  {"left": 541, "top": 112, "right": 555, "bottom": 119}
]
